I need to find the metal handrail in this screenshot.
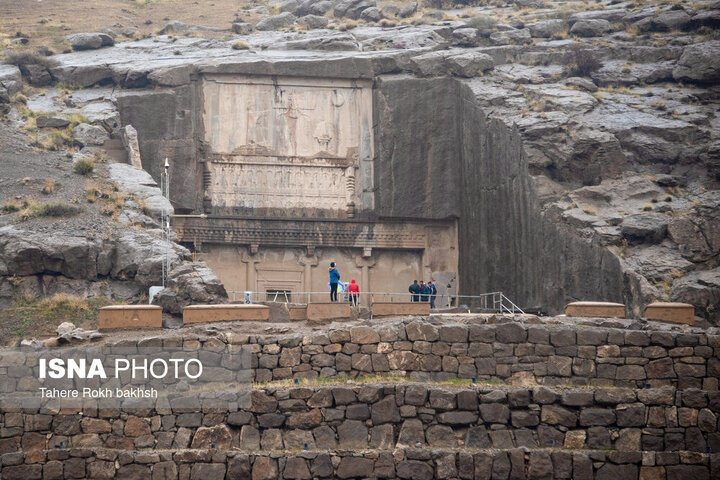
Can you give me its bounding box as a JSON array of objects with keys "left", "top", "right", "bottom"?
[{"left": 226, "top": 290, "right": 524, "bottom": 314}]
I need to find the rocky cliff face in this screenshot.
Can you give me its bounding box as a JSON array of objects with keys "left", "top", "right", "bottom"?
[
  {"left": 374, "top": 77, "right": 625, "bottom": 314},
  {"left": 1, "top": 0, "right": 718, "bottom": 323}
]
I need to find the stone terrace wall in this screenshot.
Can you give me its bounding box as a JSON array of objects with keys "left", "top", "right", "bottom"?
[
  {"left": 2, "top": 384, "right": 717, "bottom": 454},
  {"left": 0, "top": 447, "right": 716, "bottom": 480},
  {"left": 247, "top": 320, "right": 720, "bottom": 390}
]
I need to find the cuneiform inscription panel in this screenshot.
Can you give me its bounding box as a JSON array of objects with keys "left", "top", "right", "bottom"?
[{"left": 210, "top": 162, "right": 349, "bottom": 211}]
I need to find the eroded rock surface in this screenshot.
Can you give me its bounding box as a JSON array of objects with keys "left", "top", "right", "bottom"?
[{"left": 0, "top": 0, "right": 718, "bottom": 323}]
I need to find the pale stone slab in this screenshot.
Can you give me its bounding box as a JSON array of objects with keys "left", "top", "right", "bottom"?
[
  {"left": 644, "top": 302, "right": 694, "bottom": 326},
  {"left": 182, "top": 304, "right": 269, "bottom": 324},
  {"left": 307, "top": 303, "right": 351, "bottom": 321},
  {"left": 565, "top": 301, "right": 625, "bottom": 318},
  {"left": 372, "top": 302, "right": 430, "bottom": 317},
  {"left": 289, "top": 306, "right": 308, "bottom": 321},
  {"left": 99, "top": 305, "right": 162, "bottom": 330}
]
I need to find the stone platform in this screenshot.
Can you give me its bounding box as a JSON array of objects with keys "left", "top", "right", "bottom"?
[
  {"left": 98, "top": 305, "right": 162, "bottom": 330},
  {"left": 645, "top": 302, "right": 695, "bottom": 326},
  {"left": 306, "top": 302, "right": 352, "bottom": 321},
  {"left": 372, "top": 302, "right": 430, "bottom": 317},
  {"left": 565, "top": 301, "right": 626, "bottom": 318},
  {"left": 182, "top": 304, "right": 269, "bottom": 324}
]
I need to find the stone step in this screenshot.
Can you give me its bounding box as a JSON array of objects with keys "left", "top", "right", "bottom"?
[{"left": 1, "top": 447, "right": 716, "bottom": 480}]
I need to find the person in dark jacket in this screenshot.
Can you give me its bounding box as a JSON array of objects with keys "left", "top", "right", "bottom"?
[
  {"left": 329, "top": 262, "right": 340, "bottom": 302},
  {"left": 420, "top": 281, "right": 430, "bottom": 302},
  {"left": 408, "top": 280, "right": 420, "bottom": 302},
  {"left": 428, "top": 281, "right": 438, "bottom": 309}
]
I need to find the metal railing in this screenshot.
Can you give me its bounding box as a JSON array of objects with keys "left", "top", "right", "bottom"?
[{"left": 227, "top": 290, "right": 524, "bottom": 315}]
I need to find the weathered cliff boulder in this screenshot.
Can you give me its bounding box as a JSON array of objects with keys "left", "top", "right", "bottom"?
[
  {"left": 447, "top": 52, "right": 495, "bottom": 78},
  {"left": 526, "top": 19, "right": 567, "bottom": 38},
  {"left": 381, "top": 3, "right": 400, "bottom": 17},
  {"left": 360, "top": 7, "right": 382, "bottom": 23},
  {"left": 72, "top": 123, "right": 109, "bottom": 147},
  {"left": 297, "top": 15, "right": 329, "bottom": 30},
  {"left": 0, "top": 64, "right": 22, "bottom": 95},
  {"left": 0, "top": 224, "right": 190, "bottom": 304},
  {"left": 490, "top": 28, "right": 532, "bottom": 45},
  {"left": 569, "top": 19, "right": 613, "bottom": 37},
  {"left": 399, "top": 2, "right": 417, "bottom": 18},
  {"left": 19, "top": 64, "right": 52, "bottom": 86},
  {"left": 673, "top": 41, "right": 720, "bottom": 83},
  {"left": 108, "top": 163, "right": 173, "bottom": 222},
  {"left": 334, "top": 0, "right": 376, "bottom": 20},
  {"left": 620, "top": 214, "right": 669, "bottom": 245},
  {"left": 296, "top": 0, "right": 333, "bottom": 17},
  {"left": 670, "top": 268, "right": 720, "bottom": 324},
  {"left": 36, "top": 115, "right": 71, "bottom": 128},
  {"left": 231, "top": 22, "right": 253, "bottom": 35},
  {"left": 279, "top": 0, "right": 299, "bottom": 14},
  {"left": 634, "top": 10, "right": 692, "bottom": 32},
  {"left": 158, "top": 21, "right": 189, "bottom": 35},
  {"left": 152, "top": 262, "right": 228, "bottom": 316},
  {"left": 256, "top": 12, "right": 297, "bottom": 31},
  {"left": 67, "top": 32, "right": 114, "bottom": 50}
]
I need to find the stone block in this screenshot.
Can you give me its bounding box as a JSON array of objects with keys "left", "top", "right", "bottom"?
[
  {"left": 644, "top": 302, "right": 694, "bottom": 326},
  {"left": 306, "top": 303, "right": 352, "bottom": 321},
  {"left": 182, "top": 304, "right": 269, "bottom": 324},
  {"left": 98, "top": 305, "right": 162, "bottom": 330},
  {"left": 565, "top": 301, "right": 626, "bottom": 318},
  {"left": 372, "top": 302, "right": 430, "bottom": 317},
  {"left": 289, "top": 306, "right": 307, "bottom": 321}
]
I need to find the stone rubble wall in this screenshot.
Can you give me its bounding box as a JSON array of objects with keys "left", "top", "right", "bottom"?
[
  {"left": 246, "top": 320, "right": 719, "bottom": 390},
  {"left": 0, "top": 447, "right": 716, "bottom": 480},
  {"left": 2, "top": 384, "right": 718, "bottom": 454},
  {"left": 0, "top": 320, "right": 718, "bottom": 478}
]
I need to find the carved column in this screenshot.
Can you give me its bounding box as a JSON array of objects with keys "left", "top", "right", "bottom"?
[
  {"left": 422, "top": 236, "right": 432, "bottom": 283},
  {"left": 241, "top": 244, "right": 261, "bottom": 296},
  {"left": 345, "top": 166, "right": 356, "bottom": 218},
  {"left": 298, "top": 246, "right": 318, "bottom": 304},
  {"left": 354, "top": 248, "right": 376, "bottom": 307}
]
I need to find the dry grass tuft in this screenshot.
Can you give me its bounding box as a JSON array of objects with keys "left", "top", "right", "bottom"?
[
  {"left": 231, "top": 40, "right": 250, "bottom": 50},
  {"left": 19, "top": 202, "right": 80, "bottom": 220},
  {"left": 2, "top": 197, "right": 23, "bottom": 213},
  {"left": 73, "top": 157, "right": 95, "bottom": 175},
  {"left": 41, "top": 179, "right": 56, "bottom": 194}
]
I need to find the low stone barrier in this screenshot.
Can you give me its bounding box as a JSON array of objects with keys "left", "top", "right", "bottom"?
[
  {"left": 306, "top": 303, "right": 352, "bottom": 321},
  {"left": 373, "top": 302, "right": 430, "bottom": 317},
  {"left": 565, "top": 301, "right": 626, "bottom": 318},
  {"left": 645, "top": 302, "right": 695, "bottom": 326},
  {"left": 182, "top": 304, "right": 269, "bottom": 324},
  {"left": 98, "top": 305, "right": 162, "bottom": 330}
]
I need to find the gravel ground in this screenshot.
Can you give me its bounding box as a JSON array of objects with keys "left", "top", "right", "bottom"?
[{"left": 0, "top": 109, "right": 125, "bottom": 237}]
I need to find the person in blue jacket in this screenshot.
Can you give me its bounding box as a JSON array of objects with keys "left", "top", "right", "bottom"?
[{"left": 329, "top": 262, "right": 340, "bottom": 302}]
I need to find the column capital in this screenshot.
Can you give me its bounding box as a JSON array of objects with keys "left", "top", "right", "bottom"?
[
  {"left": 354, "top": 254, "right": 376, "bottom": 269},
  {"left": 298, "top": 255, "right": 319, "bottom": 267}
]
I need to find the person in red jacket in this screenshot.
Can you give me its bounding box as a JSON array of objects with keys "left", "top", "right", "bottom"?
[{"left": 348, "top": 279, "right": 360, "bottom": 306}]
